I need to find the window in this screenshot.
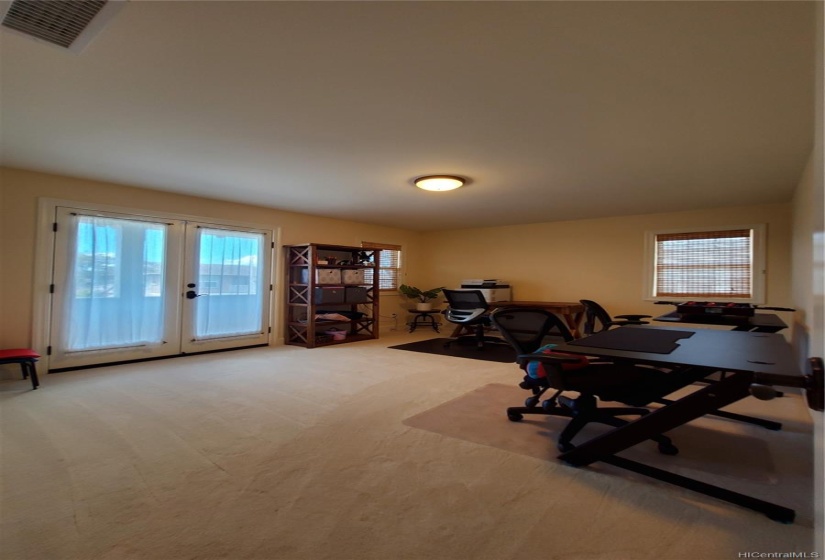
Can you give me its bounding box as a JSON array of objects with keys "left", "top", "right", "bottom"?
[
  {"left": 644, "top": 225, "right": 765, "bottom": 302},
  {"left": 72, "top": 216, "right": 167, "bottom": 300},
  {"left": 362, "top": 242, "right": 402, "bottom": 291},
  {"left": 197, "top": 229, "right": 262, "bottom": 297}
]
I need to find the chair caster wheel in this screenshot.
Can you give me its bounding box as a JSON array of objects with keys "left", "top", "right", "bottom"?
[
  {"left": 507, "top": 411, "right": 523, "bottom": 422},
  {"left": 658, "top": 442, "right": 679, "bottom": 455},
  {"left": 524, "top": 396, "right": 539, "bottom": 408}
]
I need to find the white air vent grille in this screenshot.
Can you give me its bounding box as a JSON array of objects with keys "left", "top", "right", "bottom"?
[{"left": 2, "top": 0, "right": 109, "bottom": 49}]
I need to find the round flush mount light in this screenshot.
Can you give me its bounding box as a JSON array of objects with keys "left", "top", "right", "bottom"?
[{"left": 414, "top": 175, "right": 465, "bottom": 192}]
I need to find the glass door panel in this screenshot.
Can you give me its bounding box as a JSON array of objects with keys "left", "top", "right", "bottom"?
[
  {"left": 180, "top": 224, "right": 272, "bottom": 353},
  {"left": 49, "top": 207, "right": 184, "bottom": 369}
]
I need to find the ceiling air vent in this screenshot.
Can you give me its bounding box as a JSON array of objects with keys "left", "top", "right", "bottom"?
[{"left": 1, "top": 0, "right": 126, "bottom": 53}]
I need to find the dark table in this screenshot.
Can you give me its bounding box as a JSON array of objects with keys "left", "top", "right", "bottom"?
[
  {"left": 654, "top": 311, "right": 788, "bottom": 333},
  {"left": 549, "top": 325, "right": 819, "bottom": 523}
]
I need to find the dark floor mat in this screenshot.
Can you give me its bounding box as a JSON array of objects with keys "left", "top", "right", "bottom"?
[{"left": 388, "top": 338, "right": 516, "bottom": 363}]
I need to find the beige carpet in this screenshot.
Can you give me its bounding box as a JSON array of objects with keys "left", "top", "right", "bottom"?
[{"left": 1, "top": 331, "right": 819, "bottom": 560}]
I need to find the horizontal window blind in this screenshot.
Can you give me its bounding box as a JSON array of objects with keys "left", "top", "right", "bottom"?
[
  {"left": 362, "top": 242, "right": 401, "bottom": 291},
  {"left": 655, "top": 229, "right": 752, "bottom": 298}
]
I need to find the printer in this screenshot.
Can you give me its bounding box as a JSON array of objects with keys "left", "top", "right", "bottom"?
[{"left": 454, "top": 279, "right": 512, "bottom": 302}]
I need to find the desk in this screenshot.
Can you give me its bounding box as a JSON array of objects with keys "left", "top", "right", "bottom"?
[
  {"left": 449, "top": 301, "right": 585, "bottom": 338},
  {"left": 549, "top": 326, "right": 820, "bottom": 523},
  {"left": 654, "top": 311, "right": 788, "bottom": 333}
]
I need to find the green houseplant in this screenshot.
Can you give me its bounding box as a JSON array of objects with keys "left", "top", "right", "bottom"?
[{"left": 399, "top": 284, "right": 444, "bottom": 311}]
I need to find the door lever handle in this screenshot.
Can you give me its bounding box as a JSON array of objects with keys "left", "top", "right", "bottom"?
[{"left": 185, "top": 290, "right": 202, "bottom": 299}]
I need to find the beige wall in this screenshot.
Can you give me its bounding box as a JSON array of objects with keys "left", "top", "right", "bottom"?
[
  {"left": 0, "top": 167, "right": 800, "bottom": 351},
  {"left": 421, "top": 203, "right": 793, "bottom": 323},
  {"left": 792, "top": 149, "right": 825, "bottom": 555},
  {"left": 792, "top": 154, "right": 825, "bottom": 362},
  {"left": 791, "top": 0, "right": 824, "bottom": 547},
  {"left": 0, "top": 167, "right": 425, "bottom": 348}
]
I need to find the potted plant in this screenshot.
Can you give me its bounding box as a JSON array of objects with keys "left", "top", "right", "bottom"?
[{"left": 399, "top": 284, "right": 444, "bottom": 311}]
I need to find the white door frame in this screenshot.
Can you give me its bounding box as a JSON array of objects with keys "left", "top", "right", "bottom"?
[{"left": 33, "top": 198, "right": 280, "bottom": 371}]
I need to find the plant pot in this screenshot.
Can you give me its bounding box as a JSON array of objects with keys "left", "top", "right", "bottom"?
[{"left": 416, "top": 302, "right": 433, "bottom": 311}]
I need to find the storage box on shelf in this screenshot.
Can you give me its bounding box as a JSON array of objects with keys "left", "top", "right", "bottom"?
[{"left": 285, "top": 243, "right": 381, "bottom": 348}]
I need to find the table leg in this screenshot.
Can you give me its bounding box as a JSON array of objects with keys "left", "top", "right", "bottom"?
[
  {"left": 654, "top": 397, "right": 782, "bottom": 430},
  {"left": 601, "top": 455, "right": 794, "bottom": 523},
  {"left": 558, "top": 371, "right": 796, "bottom": 522},
  {"left": 564, "top": 311, "right": 584, "bottom": 338}
]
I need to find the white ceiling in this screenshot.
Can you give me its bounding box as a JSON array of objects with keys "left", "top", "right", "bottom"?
[{"left": 0, "top": 0, "right": 815, "bottom": 231}]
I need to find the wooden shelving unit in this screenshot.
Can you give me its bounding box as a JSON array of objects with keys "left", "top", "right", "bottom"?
[{"left": 284, "top": 243, "right": 381, "bottom": 348}]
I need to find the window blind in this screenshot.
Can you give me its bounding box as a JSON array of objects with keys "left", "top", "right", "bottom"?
[
  {"left": 362, "top": 242, "right": 402, "bottom": 291},
  {"left": 654, "top": 229, "right": 752, "bottom": 299}
]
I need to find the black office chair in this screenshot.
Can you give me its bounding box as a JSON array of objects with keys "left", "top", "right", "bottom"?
[
  {"left": 489, "top": 307, "right": 679, "bottom": 454},
  {"left": 580, "top": 299, "right": 651, "bottom": 335},
  {"left": 442, "top": 289, "right": 508, "bottom": 349}
]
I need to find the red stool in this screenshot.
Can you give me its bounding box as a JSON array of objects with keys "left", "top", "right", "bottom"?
[{"left": 0, "top": 349, "right": 40, "bottom": 390}]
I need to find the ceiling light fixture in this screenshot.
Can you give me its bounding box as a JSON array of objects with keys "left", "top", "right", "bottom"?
[{"left": 414, "top": 175, "right": 465, "bottom": 192}]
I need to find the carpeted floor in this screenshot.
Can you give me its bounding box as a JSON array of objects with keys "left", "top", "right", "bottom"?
[
  {"left": 388, "top": 337, "right": 516, "bottom": 362},
  {"left": 1, "top": 331, "right": 819, "bottom": 559}
]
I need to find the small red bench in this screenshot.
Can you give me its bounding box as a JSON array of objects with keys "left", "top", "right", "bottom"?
[{"left": 0, "top": 349, "right": 40, "bottom": 390}]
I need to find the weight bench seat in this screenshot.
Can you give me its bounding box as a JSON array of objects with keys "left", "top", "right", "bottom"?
[{"left": 0, "top": 348, "right": 40, "bottom": 390}]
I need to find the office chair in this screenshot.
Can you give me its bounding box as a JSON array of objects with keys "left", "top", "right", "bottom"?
[
  {"left": 442, "top": 289, "right": 508, "bottom": 349},
  {"left": 490, "top": 307, "right": 679, "bottom": 454},
  {"left": 580, "top": 299, "right": 651, "bottom": 335}
]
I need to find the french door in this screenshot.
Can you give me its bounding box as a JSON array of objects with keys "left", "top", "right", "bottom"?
[
  {"left": 180, "top": 222, "right": 271, "bottom": 354},
  {"left": 48, "top": 207, "right": 272, "bottom": 370}
]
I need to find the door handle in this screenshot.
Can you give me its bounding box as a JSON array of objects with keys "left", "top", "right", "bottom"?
[{"left": 185, "top": 290, "right": 201, "bottom": 299}]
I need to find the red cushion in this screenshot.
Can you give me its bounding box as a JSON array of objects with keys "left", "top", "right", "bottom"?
[
  {"left": 527, "top": 349, "right": 589, "bottom": 379},
  {"left": 0, "top": 348, "right": 40, "bottom": 360},
  {"left": 546, "top": 350, "right": 589, "bottom": 371}
]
